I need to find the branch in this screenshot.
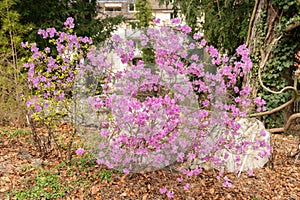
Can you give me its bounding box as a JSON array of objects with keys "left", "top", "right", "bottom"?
[
  {"left": 246, "top": 0, "right": 259, "bottom": 47},
  {"left": 285, "top": 21, "right": 300, "bottom": 32},
  {"left": 268, "top": 113, "right": 300, "bottom": 133},
  {"left": 249, "top": 96, "right": 297, "bottom": 117}
]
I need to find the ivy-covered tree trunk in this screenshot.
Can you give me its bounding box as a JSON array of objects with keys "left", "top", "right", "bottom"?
[
  {"left": 244, "top": 0, "right": 280, "bottom": 100},
  {"left": 245, "top": 0, "right": 300, "bottom": 128}
]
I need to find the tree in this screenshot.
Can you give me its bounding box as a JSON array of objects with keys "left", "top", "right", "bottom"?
[
  {"left": 158, "top": 0, "right": 201, "bottom": 33},
  {"left": 16, "top": 0, "right": 124, "bottom": 45},
  {"left": 0, "top": 0, "right": 32, "bottom": 125},
  {"left": 245, "top": 0, "right": 300, "bottom": 129},
  {"left": 135, "top": 0, "right": 155, "bottom": 64},
  {"left": 135, "top": 0, "right": 153, "bottom": 28}
]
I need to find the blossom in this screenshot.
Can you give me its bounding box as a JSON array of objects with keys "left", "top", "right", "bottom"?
[
  {"left": 248, "top": 169, "right": 254, "bottom": 176},
  {"left": 200, "top": 39, "right": 207, "bottom": 46},
  {"left": 46, "top": 27, "right": 57, "bottom": 38},
  {"left": 64, "top": 17, "right": 75, "bottom": 28},
  {"left": 76, "top": 148, "right": 85, "bottom": 155},
  {"left": 171, "top": 17, "right": 180, "bottom": 24},
  {"left": 159, "top": 187, "right": 167, "bottom": 194},
  {"left": 22, "top": 19, "right": 270, "bottom": 197},
  {"left": 153, "top": 18, "right": 160, "bottom": 24},
  {"left": 183, "top": 183, "right": 190, "bottom": 190},
  {"left": 193, "top": 33, "right": 201, "bottom": 40},
  {"left": 176, "top": 177, "right": 183, "bottom": 182},
  {"left": 21, "top": 41, "right": 28, "bottom": 48},
  {"left": 166, "top": 191, "right": 174, "bottom": 198},
  {"left": 181, "top": 25, "right": 192, "bottom": 34}
]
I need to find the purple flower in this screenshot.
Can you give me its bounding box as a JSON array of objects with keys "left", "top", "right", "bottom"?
[
  {"left": 21, "top": 41, "right": 28, "bottom": 48},
  {"left": 26, "top": 99, "right": 32, "bottom": 107},
  {"left": 188, "top": 153, "right": 196, "bottom": 159},
  {"left": 166, "top": 191, "right": 174, "bottom": 198},
  {"left": 153, "top": 18, "right": 160, "bottom": 24},
  {"left": 76, "top": 148, "right": 85, "bottom": 155},
  {"left": 248, "top": 169, "right": 253, "bottom": 176},
  {"left": 171, "top": 17, "right": 180, "bottom": 24},
  {"left": 159, "top": 187, "right": 167, "bottom": 194},
  {"left": 96, "top": 159, "right": 104, "bottom": 165},
  {"left": 200, "top": 39, "right": 207, "bottom": 46},
  {"left": 176, "top": 177, "right": 183, "bottom": 182},
  {"left": 38, "top": 29, "right": 48, "bottom": 38},
  {"left": 47, "top": 28, "right": 57, "bottom": 38},
  {"left": 193, "top": 33, "right": 201, "bottom": 40},
  {"left": 123, "top": 168, "right": 130, "bottom": 174},
  {"left": 183, "top": 183, "right": 190, "bottom": 190},
  {"left": 34, "top": 104, "right": 41, "bottom": 112},
  {"left": 181, "top": 25, "right": 191, "bottom": 34},
  {"left": 64, "top": 17, "right": 75, "bottom": 29}
]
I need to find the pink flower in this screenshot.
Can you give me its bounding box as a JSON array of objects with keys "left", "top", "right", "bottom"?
[
  {"left": 76, "top": 148, "right": 85, "bottom": 155},
  {"left": 171, "top": 17, "right": 180, "bottom": 24},
  {"left": 96, "top": 159, "right": 104, "bottom": 165},
  {"left": 176, "top": 177, "right": 183, "bottom": 182},
  {"left": 183, "top": 183, "right": 190, "bottom": 190},
  {"left": 159, "top": 187, "right": 167, "bottom": 194},
  {"left": 193, "top": 33, "right": 201, "bottom": 40},
  {"left": 248, "top": 169, "right": 253, "bottom": 176},
  {"left": 166, "top": 191, "right": 174, "bottom": 198},
  {"left": 200, "top": 39, "right": 207, "bottom": 46},
  {"left": 123, "top": 168, "right": 130, "bottom": 174},
  {"left": 153, "top": 18, "right": 160, "bottom": 24},
  {"left": 64, "top": 17, "right": 75, "bottom": 29},
  {"left": 181, "top": 25, "right": 191, "bottom": 34}
]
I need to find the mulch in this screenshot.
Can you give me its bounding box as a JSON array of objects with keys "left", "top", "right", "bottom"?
[{"left": 0, "top": 125, "right": 300, "bottom": 200}]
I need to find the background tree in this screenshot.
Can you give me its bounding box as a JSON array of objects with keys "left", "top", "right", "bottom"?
[
  {"left": 135, "top": 0, "right": 153, "bottom": 28},
  {"left": 246, "top": 0, "right": 300, "bottom": 129},
  {"left": 157, "top": 0, "right": 300, "bottom": 129},
  {"left": 0, "top": 0, "right": 32, "bottom": 126},
  {"left": 135, "top": 0, "right": 155, "bottom": 64},
  {"left": 16, "top": 0, "right": 124, "bottom": 45}
]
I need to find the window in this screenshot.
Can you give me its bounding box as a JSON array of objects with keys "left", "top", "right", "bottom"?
[
  {"left": 128, "top": 3, "right": 136, "bottom": 12},
  {"left": 170, "top": 12, "right": 177, "bottom": 19},
  {"left": 105, "top": 7, "right": 121, "bottom": 12}
]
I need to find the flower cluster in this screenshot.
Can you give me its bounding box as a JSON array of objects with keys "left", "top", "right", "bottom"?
[{"left": 23, "top": 18, "right": 93, "bottom": 117}]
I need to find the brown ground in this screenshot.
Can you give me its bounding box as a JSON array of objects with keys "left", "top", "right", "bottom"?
[{"left": 0, "top": 124, "right": 300, "bottom": 200}]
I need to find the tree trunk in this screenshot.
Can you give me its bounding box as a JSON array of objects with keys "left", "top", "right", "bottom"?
[{"left": 245, "top": 0, "right": 298, "bottom": 129}]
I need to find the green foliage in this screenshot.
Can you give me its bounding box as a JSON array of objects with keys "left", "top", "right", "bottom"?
[
  {"left": 9, "top": 128, "right": 31, "bottom": 139},
  {"left": 0, "top": 0, "right": 32, "bottom": 126},
  {"left": 135, "top": 0, "right": 153, "bottom": 28},
  {"left": 159, "top": 0, "right": 252, "bottom": 47},
  {"left": 13, "top": 169, "right": 70, "bottom": 199},
  {"left": 199, "top": 0, "right": 254, "bottom": 54},
  {"left": 11, "top": 153, "right": 112, "bottom": 199},
  {"left": 135, "top": 0, "right": 155, "bottom": 64}
]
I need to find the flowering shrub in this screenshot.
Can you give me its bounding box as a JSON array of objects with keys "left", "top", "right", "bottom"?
[
  {"left": 24, "top": 17, "right": 271, "bottom": 197},
  {"left": 23, "top": 17, "right": 93, "bottom": 158},
  {"left": 23, "top": 17, "right": 92, "bottom": 117}
]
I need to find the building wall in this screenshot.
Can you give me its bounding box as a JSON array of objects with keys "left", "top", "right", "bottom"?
[{"left": 96, "top": 0, "right": 175, "bottom": 24}]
